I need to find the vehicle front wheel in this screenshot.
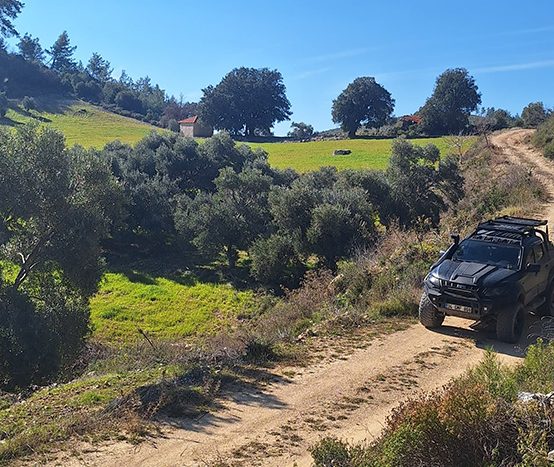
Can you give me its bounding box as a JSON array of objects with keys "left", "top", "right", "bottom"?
[
  {"left": 496, "top": 303, "right": 525, "bottom": 344},
  {"left": 419, "top": 292, "right": 445, "bottom": 329}
]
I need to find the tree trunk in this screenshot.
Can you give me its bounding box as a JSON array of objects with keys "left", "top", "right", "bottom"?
[
  {"left": 348, "top": 129, "right": 356, "bottom": 138},
  {"left": 226, "top": 246, "right": 238, "bottom": 269}
]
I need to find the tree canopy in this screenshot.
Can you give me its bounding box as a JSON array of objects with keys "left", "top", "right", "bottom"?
[
  {"left": 522, "top": 101, "right": 550, "bottom": 128},
  {"left": 17, "top": 33, "right": 45, "bottom": 63},
  {"left": 332, "top": 77, "right": 395, "bottom": 137},
  {"left": 48, "top": 31, "right": 77, "bottom": 72},
  {"left": 86, "top": 52, "right": 113, "bottom": 84},
  {"left": 199, "top": 67, "right": 291, "bottom": 137},
  {"left": 0, "top": 125, "right": 123, "bottom": 387},
  {"left": 0, "top": 0, "right": 22, "bottom": 38},
  {"left": 418, "top": 68, "right": 481, "bottom": 135}
]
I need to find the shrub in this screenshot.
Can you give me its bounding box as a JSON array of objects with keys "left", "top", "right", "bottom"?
[
  {"left": 20, "top": 96, "right": 36, "bottom": 111},
  {"left": 534, "top": 115, "right": 554, "bottom": 157},
  {"left": 167, "top": 118, "right": 180, "bottom": 132},
  {"left": 115, "top": 90, "right": 144, "bottom": 113},
  {"left": 311, "top": 437, "right": 363, "bottom": 466},
  {"left": 249, "top": 233, "right": 304, "bottom": 290},
  {"left": 288, "top": 121, "right": 314, "bottom": 140},
  {"left": 0, "top": 285, "right": 90, "bottom": 389},
  {"left": 0, "top": 92, "right": 7, "bottom": 117}
]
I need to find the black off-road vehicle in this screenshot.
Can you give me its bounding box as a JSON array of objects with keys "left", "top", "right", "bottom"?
[{"left": 420, "top": 216, "right": 554, "bottom": 343}]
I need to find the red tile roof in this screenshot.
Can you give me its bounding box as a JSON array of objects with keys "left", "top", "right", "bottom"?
[
  {"left": 178, "top": 116, "right": 198, "bottom": 124},
  {"left": 399, "top": 115, "right": 422, "bottom": 124}
]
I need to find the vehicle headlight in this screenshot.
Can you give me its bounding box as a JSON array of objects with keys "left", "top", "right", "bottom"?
[
  {"left": 483, "top": 285, "right": 510, "bottom": 297},
  {"left": 427, "top": 274, "right": 441, "bottom": 287}
]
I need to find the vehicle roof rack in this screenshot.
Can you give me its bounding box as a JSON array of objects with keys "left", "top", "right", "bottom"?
[
  {"left": 492, "top": 216, "right": 547, "bottom": 227},
  {"left": 473, "top": 216, "right": 549, "bottom": 247}
]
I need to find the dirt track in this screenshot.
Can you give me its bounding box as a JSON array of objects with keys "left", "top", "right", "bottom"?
[{"left": 53, "top": 129, "right": 554, "bottom": 467}]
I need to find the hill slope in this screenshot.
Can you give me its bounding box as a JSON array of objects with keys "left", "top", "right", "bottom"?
[{"left": 2, "top": 99, "right": 162, "bottom": 148}]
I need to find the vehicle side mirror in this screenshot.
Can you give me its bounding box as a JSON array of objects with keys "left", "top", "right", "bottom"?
[
  {"left": 527, "top": 263, "right": 541, "bottom": 273},
  {"left": 451, "top": 233, "right": 460, "bottom": 246}
]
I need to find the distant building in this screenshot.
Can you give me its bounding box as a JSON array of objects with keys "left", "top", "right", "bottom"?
[
  {"left": 399, "top": 115, "right": 422, "bottom": 125},
  {"left": 178, "top": 116, "right": 213, "bottom": 138}
]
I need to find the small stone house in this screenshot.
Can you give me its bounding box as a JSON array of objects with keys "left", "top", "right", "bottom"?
[{"left": 178, "top": 116, "right": 213, "bottom": 137}]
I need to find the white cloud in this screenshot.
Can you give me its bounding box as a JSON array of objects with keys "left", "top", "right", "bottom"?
[
  {"left": 307, "top": 47, "right": 371, "bottom": 63},
  {"left": 474, "top": 59, "right": 554, "bottom": 74},
  {"left": 291, "top": 67, "right": 331, "bottom": 81}
]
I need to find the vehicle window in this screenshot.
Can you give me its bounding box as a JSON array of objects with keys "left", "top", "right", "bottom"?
[
  {"left": 524, "top": 248, "right": 535, "bottom": 266},
  {"left": 452, "top": 240, "right": 522, "bottom": 270},
  {"left": 533, "top": 244, "right": 545, "bottom": 262}
]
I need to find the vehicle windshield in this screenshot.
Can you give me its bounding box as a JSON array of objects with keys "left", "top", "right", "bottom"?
[{"left": 452, "top": 240, "right": 522, "bottom": 270}]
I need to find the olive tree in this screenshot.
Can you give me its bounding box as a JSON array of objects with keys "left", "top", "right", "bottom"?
[{"left": 0, "top": 125, "right": 123, "bottom": 387}]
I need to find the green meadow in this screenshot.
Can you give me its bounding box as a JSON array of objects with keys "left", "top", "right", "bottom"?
[{"left": 250, "top": 136, "right": 476, "bottom": 171}]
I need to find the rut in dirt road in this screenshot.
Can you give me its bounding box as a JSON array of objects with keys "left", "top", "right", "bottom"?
[{"left": 50, "top": 129, "right": 552, "bottom": 467}]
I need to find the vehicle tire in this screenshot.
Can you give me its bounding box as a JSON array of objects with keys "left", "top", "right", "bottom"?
[
  {"left": 496, "top": 303, "right": 525, "bottom": 344},
  {"left": 419, "top": 292, "right": 444, "bottom": 329}
]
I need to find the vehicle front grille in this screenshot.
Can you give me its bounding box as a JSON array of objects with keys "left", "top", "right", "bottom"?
[
  {"left": 440, "top": 280, "right": 480, "bottom": 301},
  {"left": 440, "top": 280, "right": 478, "bottom": 291}
]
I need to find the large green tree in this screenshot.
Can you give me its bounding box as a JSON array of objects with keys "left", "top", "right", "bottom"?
[
  {"left": 522, "top": 101, "right": 550, "bottom": 128},
  {"left": 17, "top": 33, "right": 44, "bottom": 63},
  {"left": 418, "top": 68, "right": 481, "bottom": 135},
  {"left": 331, "top": 77, "right": 395, "bottom": 137},
  {"left": 0, "top": 125, "right": 123, "bottom": 387},
  {"left": 86, "top": 52, "right": 113, "bottom": 84},
  {"left": 199, "top": 67, "right": 291, "bottom": 137},
  {"left": 48, "top": 30, "right": 77, "bottom": 72},
  {"left": 0, "top": 0, "right": 22, "bottom": 38}
]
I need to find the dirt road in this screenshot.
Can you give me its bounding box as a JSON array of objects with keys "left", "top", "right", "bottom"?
[{"left": 55, "top": 129, "right": 553, "bottom": 467}]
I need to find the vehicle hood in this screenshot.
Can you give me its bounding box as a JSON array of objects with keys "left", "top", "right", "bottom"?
[{"left": 432, "top": 260, "right": 518, "bottom": 287}]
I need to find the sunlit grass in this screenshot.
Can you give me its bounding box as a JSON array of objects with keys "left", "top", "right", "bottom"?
[
  {"left": 249, "top": 136, "right": 476, "bottom": 171},
  {"left": 90, "top": 271, "right": 257, "bottom": 342},
  {"left": 3, "top": 100, "right": 163, "bottom": 148}
]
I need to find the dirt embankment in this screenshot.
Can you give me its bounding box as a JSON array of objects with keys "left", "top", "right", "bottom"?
[{"left": 49, "top": 129, "right": 554, "bottom": 467}]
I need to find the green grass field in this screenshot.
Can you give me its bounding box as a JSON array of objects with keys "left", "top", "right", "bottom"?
[
  {"left": 250, "top": 137, "right": 476, "bottom": 171},
  {"left": 1, "top": 98, "right": 475, "bottom": 171},
  {"left": 2, "top": 100, "right": 162, "bottom": 148},
  {"left": 90, "top": 270, "right": 257, "bottom": 342}
]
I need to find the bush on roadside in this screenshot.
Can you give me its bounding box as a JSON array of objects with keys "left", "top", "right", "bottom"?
[{"left": 534, "top": 115, "right": 554, "bottom": 158}]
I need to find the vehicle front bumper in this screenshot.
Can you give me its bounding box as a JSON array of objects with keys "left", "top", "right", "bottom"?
[{"left": 424, "top": 283, "right": 516, "bottom": 319}]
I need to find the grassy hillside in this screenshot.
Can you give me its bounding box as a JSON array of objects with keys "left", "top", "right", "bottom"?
[
  {"left": 2, "top": 99, "right": 162, "bottom": 148},
  {"left": 250, "top": 137, "right": 476, "bottom": 171}
]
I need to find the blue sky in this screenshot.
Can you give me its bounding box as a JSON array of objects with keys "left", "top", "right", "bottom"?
[{"left": 7, "top": 0, "right": 554, "bottom": 135}]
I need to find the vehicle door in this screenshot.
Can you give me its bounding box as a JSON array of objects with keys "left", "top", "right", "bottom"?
[
  {"left": 521, "top": 246, "right": 539, "bottom": 304},
  {"left": 533, "top": 242, "right": 550, "bottom": 296}
]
